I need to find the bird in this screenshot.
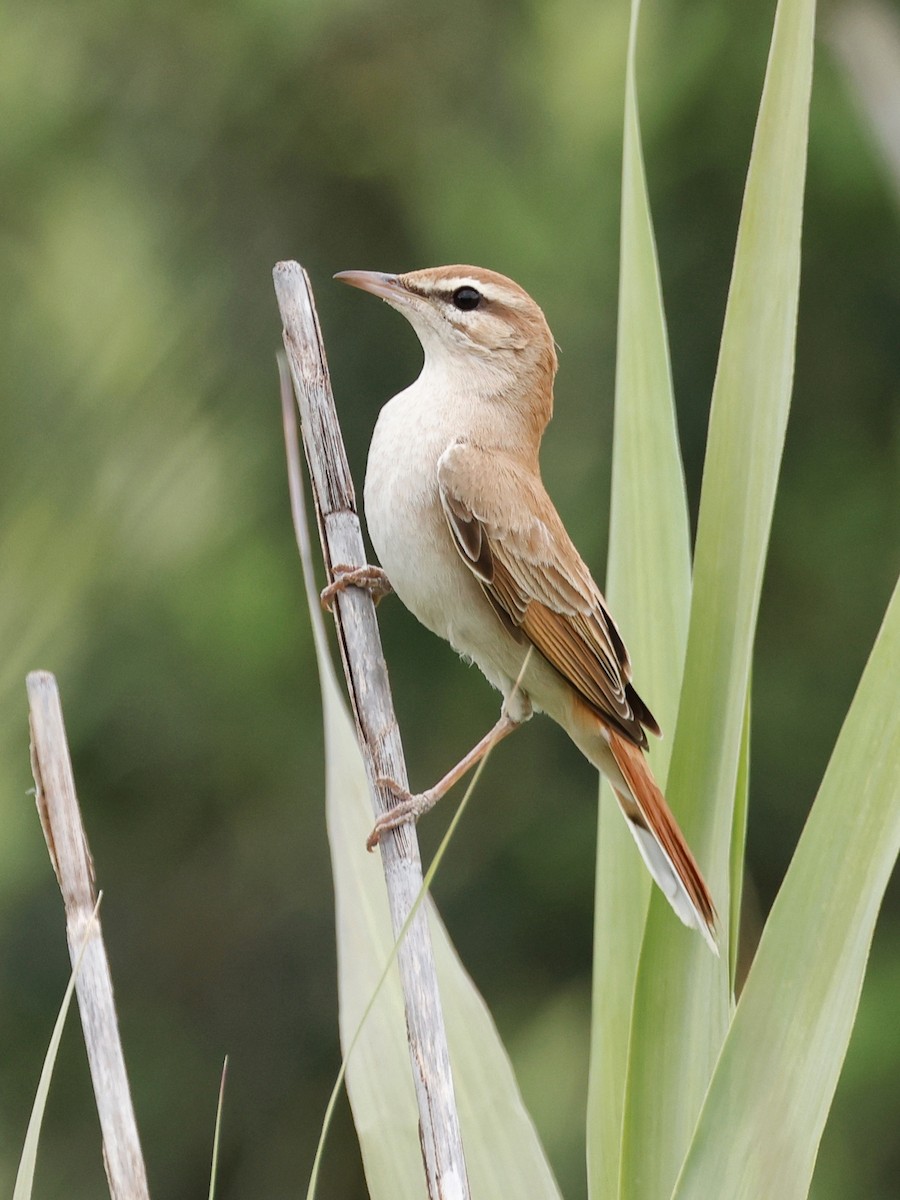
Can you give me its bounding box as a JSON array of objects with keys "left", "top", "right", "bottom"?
[{"left": 331, "top": 264, "right": 717, "bottom": 952}]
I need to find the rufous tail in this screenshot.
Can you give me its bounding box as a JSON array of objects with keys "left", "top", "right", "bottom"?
[{"left": 607, "top": 727, "right": 718, "bottom": 954}]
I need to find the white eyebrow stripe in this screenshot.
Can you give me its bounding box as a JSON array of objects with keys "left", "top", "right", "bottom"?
[
  {"left": 437, "top": 278, "right": 484, "bottom": 292},
  {"left": 435, "top": 279, "right": 521, "bottom": 306}
]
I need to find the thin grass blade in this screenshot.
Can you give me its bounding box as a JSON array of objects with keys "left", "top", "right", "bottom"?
[
  {"left": 619, "top": 0, "right": 817, "bottom": 1194},
  {"left": 207, "top": 1057, "right": 228, "bottom": 1200},
  {"left": 729, "top": 691, "right": 751, "bottom": 994},
  {"left": 14, "top": 968, "right": 79, "bottom": 1200},
  {"left": 672, "top": 577, "right": 900, "bottom": 1200},
  {"left": 586, "top": 0, "right": 691, "bottom": 1193},
  {"left": 13, "top": 898, "right": 99, "bottom": 1200},
  {"left": 318, "top": 645, "right": 424, "bottom": 1197}
]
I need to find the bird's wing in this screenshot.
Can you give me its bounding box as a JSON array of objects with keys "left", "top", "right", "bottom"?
[{"left": 437, "top": 442, "right": 659, "bottom": 745}]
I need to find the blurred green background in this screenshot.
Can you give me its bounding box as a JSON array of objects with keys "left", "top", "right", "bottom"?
[{"left": 1, "top": 0, "right": 897, "bottom": 1196}]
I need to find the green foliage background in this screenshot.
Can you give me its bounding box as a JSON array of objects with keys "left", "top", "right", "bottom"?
[{"left": 1, "top": 0, "right": 896, "bottom": 1196}]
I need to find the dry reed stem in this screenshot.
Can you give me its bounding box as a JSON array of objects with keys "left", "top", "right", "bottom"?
[
  {"left": 27, "top": 670, "right": 150, "bottom": 1200},
  {"left": 274, "top": 261, "right": 470, "bottom": 1200}
]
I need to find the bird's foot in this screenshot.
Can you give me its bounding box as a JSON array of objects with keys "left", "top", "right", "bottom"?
[
  {"left": 320, "top": 564, "right": 392, "bottom": 611},
  {"left": 366, "top": 778, "right": 439, "bottom": 850}
]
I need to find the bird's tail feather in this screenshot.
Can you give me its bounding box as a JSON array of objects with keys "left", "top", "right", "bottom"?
[{"left": 607, "top": 727, "right": 718, "bottom": 955}]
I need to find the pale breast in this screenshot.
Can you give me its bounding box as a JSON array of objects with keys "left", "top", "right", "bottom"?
[{"left": 363, "top": 388, "right": 494, "bottom": 655}]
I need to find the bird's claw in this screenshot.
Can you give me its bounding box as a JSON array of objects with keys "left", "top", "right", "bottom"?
[
  {"left": 320, "top": 564, "right": 392, "bottom": 611},
  {"left": 366, "top": 777, "right": 438, "bottom": 850}
]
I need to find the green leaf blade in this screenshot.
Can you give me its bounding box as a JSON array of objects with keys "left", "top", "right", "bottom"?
[
  {"left": 672, "top": 578, "right": 900, "bottom": 1200},
  {"left": 619, "top": 0, "right": 817, "bottom": 1194},
  {"left": 586, "top": 0, "right": 692, "bottom": 1195}
]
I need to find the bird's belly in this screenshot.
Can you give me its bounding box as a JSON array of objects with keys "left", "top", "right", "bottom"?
[{"left": 365, "top": 461, "right": 482, "bottom": 648}]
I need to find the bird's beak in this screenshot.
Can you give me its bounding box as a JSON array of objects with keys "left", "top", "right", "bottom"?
[{"left": 334, "top": 270, "right": 404, "bottom": 303}]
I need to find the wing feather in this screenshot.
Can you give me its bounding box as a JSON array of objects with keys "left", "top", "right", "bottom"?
[{"left": 438, "top": 442, "right": 659, "bottom": 745}]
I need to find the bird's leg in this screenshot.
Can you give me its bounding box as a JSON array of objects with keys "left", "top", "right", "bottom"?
[
  {"left": 367, "top": 710, "right": 522, "bottom": 850},
  {"left": 320, "top": 563, "right": 392, "bottom": 611}
]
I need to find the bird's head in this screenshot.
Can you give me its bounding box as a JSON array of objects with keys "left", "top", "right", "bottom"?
[{"left": 335, "top": 265, "right": 558, "bottom": 428}]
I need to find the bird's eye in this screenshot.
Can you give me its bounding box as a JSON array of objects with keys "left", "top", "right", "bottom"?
[{"left": 451, "top": 286, "right": 482, "bottom": 311}]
